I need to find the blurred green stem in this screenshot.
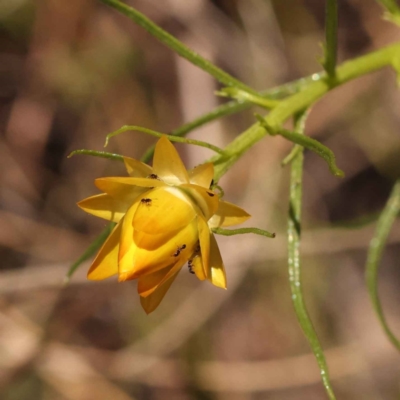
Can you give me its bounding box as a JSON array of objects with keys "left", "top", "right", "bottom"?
[
  {"left": 99, "top": 0, "right": 258, "bottom": 95},
  {"left": 323, "top": 0, "right": 338, "bottom": 79},
  {"left": 287, "top": 111, "right": 337, "bottom": 400},
  {"left": 366, "top": 179, "right": 400, "bottom": 351},
  {"left": 212, "top": 41, "right": 400, "bottom": 180},
  {"left": 105, "top": 125, "right": 225, "bottom": 154},
  {"left": 376, "top": 0, "right": 400, "bottom": 25}
]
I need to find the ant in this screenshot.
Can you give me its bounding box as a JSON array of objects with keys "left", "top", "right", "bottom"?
[
  {"left": 188, "top": 259, "right": 195, "bottom": 274},
  {"left": 173, "top": 244, "right": 186, "bottom": 257},
  {"left": 148, "top": 173, "right": 160, "bottom": 180},
  {"left": 140, "top": 198, "right": 152, "bottom": 206}
]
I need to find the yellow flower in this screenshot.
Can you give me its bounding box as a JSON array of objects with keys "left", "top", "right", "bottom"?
[{"left": 78, "top": 136, "right": 250, "bottom": 313}]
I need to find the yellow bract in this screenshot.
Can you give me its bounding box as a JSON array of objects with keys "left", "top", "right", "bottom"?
[{"left": 78, "top": 136, "right": 250, "bottom": 314}]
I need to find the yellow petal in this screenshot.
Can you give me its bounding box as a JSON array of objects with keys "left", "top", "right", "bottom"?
[
  {"left": 138, "top": 252, "right": 188, "bottom": 297},
  {"left": 77, "top": 193, "right": 129, "bottom": 222},
  {"left": 208, "top": 233, "right": 227, "bottom": 289},
  {"left": 197, "top": 216, "right": 210, "bottom": 278},
  {"left": 190, "top": 256, "right": 206, "bottom": 281},
  {"left": 152, "top": 136, "right": 189, "bottom": 184},
  {"left": 123, "top": 157, "right": 153, "bottom": 177},
  {"left": 95, "top": 177, "right": 164, "bottom": 199},
  {"left": 133, "top": 187, "right": 196, "bottom": 235},
  {"left": 87, "top": 220, "right": 122, "bottom": 280},
  {"left": 133, "top": 228, "right": 179, "bottom": 251},
  {"left": 208, "top": 200, "right": 251, "bottom": 228},
  {"left": 179, "top": 184, "right": 219, "bottom": 221},
  {"left": 118, "top": 201, "right": 139, "bottom": 263},
  {"left": 137, "top": 265, "right": 173, "bottom": 297},
  {"left": 140, "top": 269, "right": 180, "bottom": 314},
  {"left": 189, "top": 163, "right": 214, "bottom": 188},
  {"left": 120, "top": 218, "right": 198, "bottom": 280}
]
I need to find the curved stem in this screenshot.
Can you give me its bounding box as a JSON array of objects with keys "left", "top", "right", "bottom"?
[
  {"left": 255, "top": 114, "right": 344, "bottom": 178},
  {"left": 98, "top": 0, "right": 258, "bottom": 95},
  {"left": 287, "top": 111, "right": 337, "bottom": 399},
  {"left": 68, "top": 149, "right": 124, "bottom": 162},
  {"left": 106, "top": 125, "right": 225, "bottom": 155},
  {"left": 366, "top": 179, "right": 400, "bottom": 351}
]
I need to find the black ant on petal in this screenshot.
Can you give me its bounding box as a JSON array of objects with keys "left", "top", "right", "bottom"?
[
  {"left": 173, "top": 244, "right": 186, "bottom": 257},
  {"left": 188, "top": 259, "right": 195, "bottom": 274},
  {"left": 140, "top": 198, "right": 152, "bottom": 206}
]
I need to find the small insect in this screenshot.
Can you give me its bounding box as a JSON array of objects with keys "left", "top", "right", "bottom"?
[
  {"left": 173, "top": 244, "right": 186, "bottom": 257},
  {"left": 188, "top": 259, "right": 195, "bottom": 274},
  {"left": 140, "top": 198, "right": 152, "bottom": 206},
  {"left": 148, "top": 173, "right": 159, "bottom": 180},
  {"left": 207, "top": 191, "right": 215, "bottom": 197}
]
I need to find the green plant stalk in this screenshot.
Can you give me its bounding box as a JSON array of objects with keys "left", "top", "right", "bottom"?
[
  {"left": 376, "top": 0, "right": 400, "bottom": 17},
  {"left": 212, "top": 41, "right": 400, "bottom": 181},
  {"left": 216, "top": 87, "right": 280, "bottom": 109},
  {"left": 287, "top": 111, "right": 337, "bottom": 400},
  {"left": 99, "top": 0, "right": 258, "bottom": 96},
  {"left": 366, "top": 179, "right": 400, "bottom": 351},
  {"left": 323, "top": 0, "right": 338, "bottom": 79},
  {"left": 282, "top": 144, "right": 303, "bottom": 166},
  {"left": 212, "top": 227, "right": 275, "bottom": 239},
  {"left": 141, "top": 72, "right": 327, "bottom": 162},
  {"left": 255, "top": 115, "right": 344, "bottom": 178},
  {"left": 105, "top": 125, "right": 225, "bottom": 154},
  {"left": 68, "top": 149, "right": 124, "bottom": 162}
]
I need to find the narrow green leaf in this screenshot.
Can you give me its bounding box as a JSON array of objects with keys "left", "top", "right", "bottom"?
[
  {"left": 64, "top": 223, "right": 116, "bottom": 283},
  {"left": 212, "top": 227, "right": 275, "bottom": 239},
  {"left": 105, "top": 125, "right": 225, "bottom": 155},
  {"left": 255, "top": 114, "right": 345, "bottom": 178},
  {"left": 68, "top": 149, "right": 124, "bottom": 162},
  {"left": 288, "top": 111, "right": 337, "bottom": 400},
  {"left": 98, "top": 0, "right": 258, "bottom": 95},
  {"left": 322, "top": 0, "right": 338, "bottom": 80},
  {"left": 366, "top": 179, "right": 400, "bottom": 351}
]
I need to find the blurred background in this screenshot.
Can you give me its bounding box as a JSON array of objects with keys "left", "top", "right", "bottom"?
[{"left": 1, "top": 0, "right": 400, "bottom": 399}]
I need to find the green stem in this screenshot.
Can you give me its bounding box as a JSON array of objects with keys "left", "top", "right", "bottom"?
[
  {"left": 323, "top": 0, "right": 338, "bottom": 79},
  {"left": 287, "top": 111, "right": 337, "bottom": 400},
  {"left": 281, "top": 144, "right": 303, "bottom": 166},
  {"left": 216, "top": 87, "right": 280, "bottom": 109},
  {"left": 68, "top": 149, "right": 124, "bottom": 162},
  {"left": 141, "top": 73, "right": 327, "bottom": 162},
  {"left": 212, "top": 41, "right": 400, "bottom": 181},
  {"left": 376, "top": 0, "right": 400, "bottom": 25},
  {"left": 366, "top": 179, "right": 400, "bottom": 351},
  {"left": 98, "top": 0, "right": 258, "bottom": 95},
  {"left": 255, "top": 114, "right": 344, "bottom": 178},
  {"left": 106, "top": 125, "right": 225, "bottom": 155},
  {"left": 212, "top": 227, "right": 275, "bottom": 239}
]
